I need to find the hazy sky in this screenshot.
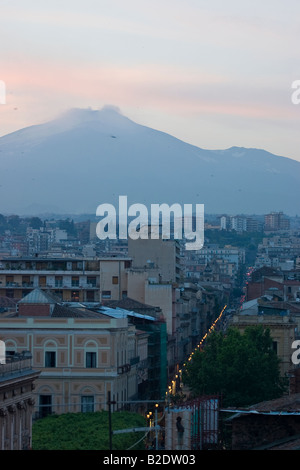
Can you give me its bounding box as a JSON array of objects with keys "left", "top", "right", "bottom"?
[{"left": 1, "top": 0, "right": 300, "bottom": 161}]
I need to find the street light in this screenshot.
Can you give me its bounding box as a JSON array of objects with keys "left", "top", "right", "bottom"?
[{"left": 155, "top": 404, "right": 159, "bottom": 450}]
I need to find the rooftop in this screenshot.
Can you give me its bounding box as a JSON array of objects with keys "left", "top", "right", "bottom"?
[
  {"left": 18, "top": 288, "right": 60, "bottom": 305},
  {"left": 223, "top": 393, "right": 300, "bottom": 418}
]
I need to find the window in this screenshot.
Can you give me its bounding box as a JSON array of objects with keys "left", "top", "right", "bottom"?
[
  {"left": 39, "top": 395, "right": 52, "bottom": 418},
  {"left": 55, "top": 276, "right": 63, "bottom": 287},
  {"left": 86, "top": 351, "right": 97, "bottom": 368},
  {"left": 39, "top": 276, "right": 46, "bottom": 287},
  {"left": 86, "top": 291, "right": 95, "bottom": 301},
  {"left": 22, "top": 276, "right": 31, "bottom": 287},
  {"left": 102, "top": 291, "right": 111, "bottom": 299},
  {"left": 81, "top": 396, "right": 94, "bottom": 413},
  {"left": 87, "top": 277, "right": 96, "bottom": 287},
  {"left": 5, "top": 289, "right": 14, "bottom": 299},
  {"left": 71, "top": 290, "right": 80, "bottom": 301},
  {"left": 54, "top": 290, "right": 63, "bottom": 299},
  {"left": 45, "top": 351, "right": 56, "bottom": 368},
  {"left": 72, "top": 276, "right": 79, "bottom": 287},
  {"left": 112, "top": 276, "right": 119, "bottom": 285},
  {"left": 6, "top": 276, "right": 13, "bottom": 286}
]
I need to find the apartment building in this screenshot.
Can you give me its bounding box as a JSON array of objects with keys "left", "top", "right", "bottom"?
[
  {"left": 255, "top": 234, "right": 300, "bottom": 270},
  {"left": 105, "top": 297, "right": 167, "bottom": 400},
  {"left": 98, "top": 244, "right": 181, "bottom": 339},
  {"left": 128, "top": 236, "right": 182, "bottom": 284},
  {"left": 98, "top": 241, "right": 227, "bottom": 380},
  {"left": 220, "top": 215, "right": 262, "bottom": 233},
  {"left": 98, "top": 240, "right": 195, "bottom": 379},
  {"left": 246, "top": 267, "right": 300, "bottom": 302},
  {"left": 193, "top": 246, "right": 245, "bottom": 267},
  {"left": 264, "top": 212, "right": 290, "bottom": 232},
  {"left": 0, "top": 256, "right": 100, "bottom": 303},
  {"left": 0, "top": 289, "right": 148, "bottom": 417},
  {"left": 184, "top": 246, "right": 244, "bottom": 288},
  {"left": 99, "top": 257, "right": 132, "bottom": 302}
]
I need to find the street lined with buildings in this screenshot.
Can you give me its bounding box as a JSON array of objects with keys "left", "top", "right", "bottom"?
[{"left": 0, "top": 212, "right": 300, "bottom": 449}]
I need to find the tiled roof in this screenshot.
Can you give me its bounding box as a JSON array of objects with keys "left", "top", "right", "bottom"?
[
  {"left": 224, "top": 393, "right": 300, "bottom": 416},
  {"left": 0, "top": 296, "right": 17, "bottom": 307},
  {"left": 51, "top": 304, "right": 106, "bottom": 319},
  {"left": 18, "top": 288, "right": 60, "bottom": 304},
  {"left": 250, "top": 393, "right": 300, "bottom": 413}
]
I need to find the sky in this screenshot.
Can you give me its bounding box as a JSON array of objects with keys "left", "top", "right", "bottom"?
[{"left": 1, "top": 0, "right": 300, "bottom": 162}]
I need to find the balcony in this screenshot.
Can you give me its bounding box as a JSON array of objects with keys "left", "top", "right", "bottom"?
[
  {"left": 22, "top": 282, "right": 34, "bottom": 288},
  {"left": 5, "top": 282, "right": 21, "bottom": 288},
  {"left": 130, "top": 356, "right": 140, "bottom": 366},
  {"left": 26, "top": 282, "right": 100, "bottom": 290},
  {"left": 0, "top": 353, "right": 33, "bottom": 379},
  {"left": 1, "top": 269, "right": 99, "bottom": 275},
  {"left": 117, "top": 364, "right": 131, "bottom": 374}
]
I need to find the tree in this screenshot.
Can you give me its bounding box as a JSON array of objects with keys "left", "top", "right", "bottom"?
[
  {"left": 0, "top": 214, "right": 7, "bottom": 234},
  {"left": 32, "top": 411, "right": 147, "bottom": 450},
  {"left": 7, "top": 215, "right": 21, "bottom": 232},
  {"left": 27, "top": 216, "right": 43, "bottom": 229},
  {"left": 183, "top": 325, "right": 287, "bottom": 407},
  {"left": 59, "top": 218, "right": 77, "bottom": 236}
]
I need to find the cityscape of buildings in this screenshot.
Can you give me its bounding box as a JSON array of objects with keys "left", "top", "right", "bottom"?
[
  {"left": 1, "top": 0, "right": 300, "bottom": 455},
  {"left": 0, "top": 210, "right": 300, "bottom": 450}
]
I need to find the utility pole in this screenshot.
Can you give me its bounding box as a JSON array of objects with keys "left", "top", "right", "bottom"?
[{"left": 107, "top": 391, "right": 116, "bottom": 450}]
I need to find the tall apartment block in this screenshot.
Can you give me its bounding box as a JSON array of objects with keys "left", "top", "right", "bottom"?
[
  {"left": 0, "top": 257, "right": 100, "bottom": 303},
  {"left": 128, "top": 236, "right": 182, "bottom": 284},
  {"left": 264, "top": 212, "right": 290, "bottom": 231}
]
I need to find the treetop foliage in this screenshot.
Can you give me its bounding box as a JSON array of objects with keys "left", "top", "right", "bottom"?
[
  {"left": 183, "top": 325, "right": 287, "bottom": 407},
  {"left": 32, "top": 411, "right": 146, "bottom": 450}
]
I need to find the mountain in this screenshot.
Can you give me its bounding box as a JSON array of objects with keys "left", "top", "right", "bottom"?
[{"left": 0, "top": 106, "right": 299, "bottom": 215}]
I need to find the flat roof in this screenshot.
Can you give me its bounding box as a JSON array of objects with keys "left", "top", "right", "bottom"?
[{"left": 95, "top": 306, "right": 155, "bottom": 322}]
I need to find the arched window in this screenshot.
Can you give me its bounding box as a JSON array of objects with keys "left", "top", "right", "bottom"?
[
  {"left": 84, "top": 340, "right": 98, "bottom": 368},
  {"left": 44, "top": 340, "right": 58, "bottom": 368}
]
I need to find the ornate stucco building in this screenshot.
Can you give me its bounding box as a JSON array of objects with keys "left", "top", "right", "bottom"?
[
  {"left": 0, "top": 354, "right": 40, "bottom": 450},
  {"left": 0, "top": 289, "right": 151, "bottom": 418}
]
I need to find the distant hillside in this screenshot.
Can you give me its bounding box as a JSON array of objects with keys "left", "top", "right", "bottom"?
[{"left": 0, "top": 106, "right": 299, "bottom": 215}]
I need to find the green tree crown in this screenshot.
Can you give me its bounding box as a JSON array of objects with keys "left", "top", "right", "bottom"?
[{"left": 183, "top": 325, "right": 287, "bottom": 407}]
